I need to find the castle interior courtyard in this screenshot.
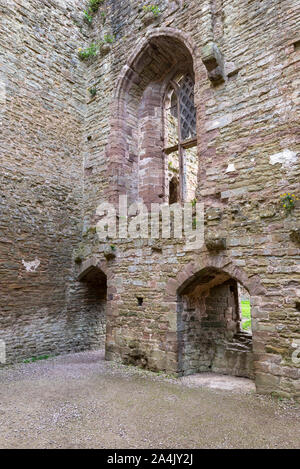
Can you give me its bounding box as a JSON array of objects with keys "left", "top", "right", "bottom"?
[{"left": 0, "top": 0, "right": 299, "bottom": 449}]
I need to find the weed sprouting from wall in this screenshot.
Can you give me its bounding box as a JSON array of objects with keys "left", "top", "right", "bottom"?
[
  {"left": 83, "top": 0, "right": 106, "bottom": 25},
  {"left": 78, "top": 43, "right": 98, "bottom": 60},
  {"left": 143, "top": 5, "right": 161, "bottom": 17},
  {"left": 280, "top": 193, "right": 298, "bottom": 215}
]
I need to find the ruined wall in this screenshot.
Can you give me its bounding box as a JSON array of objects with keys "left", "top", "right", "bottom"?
[
  {"left": 0, "top": 0, "right": 106, "bottom": 362},
  {"left": 78, "top": 0, "right": 300, "bottom": 400},
  {"left": 1, "top": 0, "right": 299, "bottom": 400}
]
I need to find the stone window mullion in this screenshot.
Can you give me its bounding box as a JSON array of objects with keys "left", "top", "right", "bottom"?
[{"left": 165, "top": 74, "right": 198, "bottom": 204}]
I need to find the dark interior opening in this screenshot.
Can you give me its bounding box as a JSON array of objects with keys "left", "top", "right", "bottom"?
[
  {"left": 177, "top": 268, "right": 253, "bottom": 379},
  {"left": 169, "top": 176, "right": 179, "bottom": 205},
  {"left": 78, "top": 267, "right": 107, "bottom": 350}
]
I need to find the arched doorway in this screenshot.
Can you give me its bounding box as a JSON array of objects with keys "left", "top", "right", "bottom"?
[
  {"left": 77, "top": 260, "right": 107, "bottom": 350},
  {"left": 177, "top": 267, "right": 254, "bottom": 379}
]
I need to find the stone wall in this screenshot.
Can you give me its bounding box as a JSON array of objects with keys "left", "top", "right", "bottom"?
[
  {"left": 1, "top": 0, "right": 299, "bottom": 401},
  {"left": 79, "top": 0, "right": 300, "bottom": 400},
  {"left": 0, "top": 0, "right": 106, "bottom": 362}
]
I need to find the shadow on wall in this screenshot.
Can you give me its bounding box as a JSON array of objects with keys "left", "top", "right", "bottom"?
[{"left": 77, "top": 265, "right": 107, "bottom": 350}]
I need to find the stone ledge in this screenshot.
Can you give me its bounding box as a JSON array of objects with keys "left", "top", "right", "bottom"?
[
  {"left": 205, "top": 237, "right": 227, "bottom": 252},
  {"left": 201, "top": 42, "right": 226, "bottom": 85}
]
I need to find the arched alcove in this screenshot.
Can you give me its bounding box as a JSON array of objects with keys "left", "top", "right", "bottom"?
[
  {"left": 177, "top": 267, "right": 254, "bottom": 379},
  {"left": 163, "top": 257, "right": 265, "bottom": 380},
  {"left": 107, "top": 28, "right": 206, "bottom": 206},
  {"left": 77, "top": 260, "right": 107, "bottom": 350}
]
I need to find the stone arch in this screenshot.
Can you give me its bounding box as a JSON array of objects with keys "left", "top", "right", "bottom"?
[
  {"left": 165, "top": 255, "right": 265, "bottom": 301},
  {"left": 77, "top": 257, "right": 108, "bottom": 282},
  {"left": 77, "top": 257, "right": 108, "bottom": 350},
  {"left": 114, "top": 28, "right": 201, "bottom": 102},
  {"left": 164, "top": 255, "right": 265, "bottom": 384},
  {"left": 106, "top": 28, "right": 211, "bottom": 205}
]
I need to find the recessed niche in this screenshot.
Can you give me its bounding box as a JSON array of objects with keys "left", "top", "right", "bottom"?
[
  {"left": 137, "top": 297, "right": 144, "bottom": 306},
  {"left": 293, "top": 40, "right": 300, "bottom": 51}
]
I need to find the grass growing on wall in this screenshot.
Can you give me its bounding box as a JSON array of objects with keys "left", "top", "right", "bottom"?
[
  {"left": 241, "top": 300, "right": 251, "bottom": 331},
  {"left": 24, "top": 355, "right": 51, "bottom": 363}
]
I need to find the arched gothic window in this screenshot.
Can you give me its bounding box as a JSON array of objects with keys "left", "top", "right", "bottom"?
[{"left": 164, "top": 74, "right": 198, "bottom": 203}]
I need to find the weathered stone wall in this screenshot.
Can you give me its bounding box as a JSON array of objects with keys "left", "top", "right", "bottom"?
[
  {"left": 0, "top": 0, "right": 106, "bottom": 362},
  {"left": 1, "top": 0, "right": 299, "bottom": 400},
  {"left": 78, "top": 0, "right": 300, "bottom": 400}
]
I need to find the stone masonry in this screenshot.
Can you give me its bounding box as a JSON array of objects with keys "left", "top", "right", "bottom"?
[{"left": 0, "top": 0, "right": 299, "bottom": 401}]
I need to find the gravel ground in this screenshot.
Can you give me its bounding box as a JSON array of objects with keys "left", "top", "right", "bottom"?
[{"left": 0, "top": 350, "right": 299, "bottom": 449}]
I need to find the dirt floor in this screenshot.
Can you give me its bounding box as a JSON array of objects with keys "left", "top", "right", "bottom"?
[{"left": 0, "top": 350, "right": 299, "bottom": 449}]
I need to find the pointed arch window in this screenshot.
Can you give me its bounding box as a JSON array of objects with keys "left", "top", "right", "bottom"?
[{"left": 164, "top": 73, "right": 198, "bottom": 203}]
